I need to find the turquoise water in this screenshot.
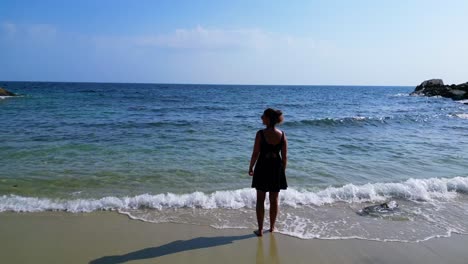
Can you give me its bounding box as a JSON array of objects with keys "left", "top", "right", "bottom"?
[{"left": 1, "top": 81, "right": 467, "bottom": 241}]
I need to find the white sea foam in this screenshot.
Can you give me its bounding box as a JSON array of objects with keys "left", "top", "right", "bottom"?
[
  {"left": 0, "top": 95, "right": 23, "bottom": 99},
  {"left": 351, "top": 116, "right": 367, "bottom": 121},
  {"left": 390, "top": 93, "right": 410, "bottom": 97},
  {"left": 1, "top": 176, "right": 467, "bottom": 213},
  {"left": 454, "top": 113, "right": 468, "bottom": 119},
  {"left": 2, "top": 177, "right": 468, "bottom": 242}
]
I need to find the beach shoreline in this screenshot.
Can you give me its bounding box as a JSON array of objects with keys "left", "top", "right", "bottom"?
[
  {"left": 1, "top": 211, "right": 468, "bottom": 264},
  {"left": 2, "top": 82, "right": 467, "bottom": 244}
]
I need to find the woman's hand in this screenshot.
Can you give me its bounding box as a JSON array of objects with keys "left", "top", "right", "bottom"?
[{"left": 249, "top": 168, "right": 254, "bottom": 176}]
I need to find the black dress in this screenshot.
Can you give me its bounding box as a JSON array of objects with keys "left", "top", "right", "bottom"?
[{"left": 251, "top": 129, "right": 288, "bottom": 192}]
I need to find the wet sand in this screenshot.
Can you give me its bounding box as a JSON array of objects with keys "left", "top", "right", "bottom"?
[{"left": 1, "top": 211, "right": 467, "bottom": 264}]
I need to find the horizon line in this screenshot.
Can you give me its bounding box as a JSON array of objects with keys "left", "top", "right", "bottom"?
[{"left": 0, "top": 80, "right": 416, "bottom": 87}]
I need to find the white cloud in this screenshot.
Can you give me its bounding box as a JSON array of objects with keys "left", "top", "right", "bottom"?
[
  {"left": 135, "top": 25, "right": 259, "bottom": 49},
  {"left": 84, "top": 25, "right": 341, "bottom": 84},
  {"left": 27, "top": 24, "right": 57, "bottom": 38},
  {"left": 0, "top": 23, "right": 343, "bottom": 84},
  {"left": 1, "top": 22, "right": 17, "bottom": 34},
  {"left": 93, "top": 25, "right": 318, "bottom": 53},
  {"left": 1, "top": 22, "right": 57, "bottom": 39}
]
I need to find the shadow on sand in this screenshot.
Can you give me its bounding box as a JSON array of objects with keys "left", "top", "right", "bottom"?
[{"left": 89, "top": 233, "right": 256, "bottom": 264}]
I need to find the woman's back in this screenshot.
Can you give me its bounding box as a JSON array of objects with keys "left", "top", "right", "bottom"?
[
  {"left": 261, "top": 128, "right": 283, "bottom": 145},
  {"left": 252, "top": 128, "right": 287, "bottom": 192}
]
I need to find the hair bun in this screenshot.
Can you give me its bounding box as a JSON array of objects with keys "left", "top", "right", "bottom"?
[{"left": 263, "top": 108, "right": 284, "bottom": 126}]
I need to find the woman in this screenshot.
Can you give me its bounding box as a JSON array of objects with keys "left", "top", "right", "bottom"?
[{"left": 249, "top": 108, "right": 288, "bottom": 236}]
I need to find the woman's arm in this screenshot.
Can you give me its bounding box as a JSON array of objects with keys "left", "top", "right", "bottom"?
[
  {"left": 249, "top": 131, "right": 261, "bottom": 176},
  {"left": 281, "top": 132, "right": 288, "bottom": 170}
]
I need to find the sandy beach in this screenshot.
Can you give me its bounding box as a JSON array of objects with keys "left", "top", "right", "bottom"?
[
  {"left": 2, "top": 0, "right": 468, "bottom": 263},
  {"left": 0, "top": 212, "right": 467, "bottom": 264}
]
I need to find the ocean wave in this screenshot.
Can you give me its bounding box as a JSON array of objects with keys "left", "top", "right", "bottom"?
[
  {"left": 180, "top": 105, "right": 229, "bottom": 111},
  {"left": 284, "top": 116, "right": 391, "bottom": 127},
  {"left": 389, "top": 93, "right": 410, "bottom": 97},
  {"left": 149, "top": 105, "right": 229, "bottom": 112},
  {"left": 68, "top": 120, "right": 195, "bottom": 129},
  {"left": 1, "top": 176, "right": 467, "bottom": 213},
  {"left": 454, "top": 113, "right": 468, "bottom": 119},
  {"left": 0, "top": 95, "right": 23, "bottom": 100},
  {"left": 283, "top": 113, "right": 451, "bottom": 127}
]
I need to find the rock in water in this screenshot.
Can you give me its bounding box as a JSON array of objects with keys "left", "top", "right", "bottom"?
[
  {"left": 415, "top": 79, "right": 444, "bottom": 91},
  {"left": 411, "top": 79, "right": 468, "bottom": 100},
  {"left": 0, "top": 87, "right": 16, "bottom": 96},
  {"left": 358, "top": 201, "right": 399, "bottom": 216}
]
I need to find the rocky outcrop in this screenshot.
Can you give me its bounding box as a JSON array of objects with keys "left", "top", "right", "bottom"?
[
  {"left": 0, "top": 87, "right": 16, "bottom": 96},
  {"left": 411, "top": 79, "right": 468, "bottom": 101}
]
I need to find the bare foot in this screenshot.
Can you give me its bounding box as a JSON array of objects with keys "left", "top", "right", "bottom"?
[
  {"left": 253, "top": 230, "right": 263, "bottom": 237},
  {"left": 269, "top": 228, "right": 275, "bottom": 233}
]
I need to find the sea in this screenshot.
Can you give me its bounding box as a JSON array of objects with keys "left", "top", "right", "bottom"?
[{"left": 1, "top": 81, "right": 467, "bottom": 242}]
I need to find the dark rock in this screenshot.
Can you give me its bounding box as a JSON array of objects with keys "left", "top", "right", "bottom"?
[
  {"left": 0, "top": 87, "right": 16, "bottom": 96},
  {"left": 411, "top": 79, "right": 468, "bottom": 100},
  {"left": 357, "top": 201, "right": 399, "bottom": 216}
]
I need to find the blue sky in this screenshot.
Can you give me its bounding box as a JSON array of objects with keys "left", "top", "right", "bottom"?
[{"left": 1, "top": 0, "right": 467, "bottom": 85}]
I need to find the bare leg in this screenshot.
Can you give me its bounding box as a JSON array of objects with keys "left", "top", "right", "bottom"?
[
  {"left": 255, "top": 190, "right": 266, "bottom": 236},
  {"left": 269, "top": 192, "right": 279, "bottom": 232}
]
